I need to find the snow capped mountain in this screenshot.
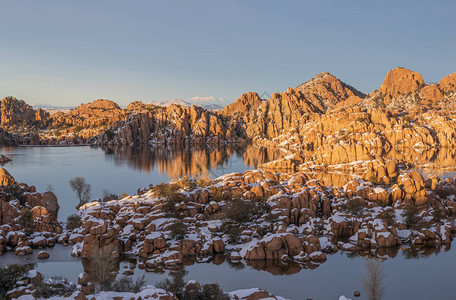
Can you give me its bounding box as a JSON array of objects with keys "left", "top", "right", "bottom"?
[{"left": 149, "top": 96, "right": 232, "bottom": 110}]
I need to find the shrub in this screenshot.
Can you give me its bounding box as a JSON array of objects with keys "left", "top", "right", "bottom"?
[
  {"left": 196, "top": 177, "right": 212, "bottom": 188},
  {"left": 0, "top": 264, "right": 31, "bottom": 299},
  {"left": 169, "top": 222, "right": 187, "bottom": 240},
  {"left": 208, "top": 186, "right": 224, "bottom": 202},
  {"left": 431, "top": 205, "right": 444, "bottom": 223},
  {"left": 102, "top": 190, "right": 119, "bottom": 202},
  {"left": 152, "top": 183, "right": 180, "bottom": 199},
  {"left": 152, "top": 183, "right": 182, "bottom": 218},
  {"left": 105, "top": 129, "right": 115, "bottom": 140},
  {"left": 3, "top": 184, "right": 22, "bottom": 202},
  {"left": 382, "top": 210, "right": 396, "bottom": 227},
  {"left": 109, "top": 275, "right": 146, "bottom": 293},
  {"left": 185, "top": 283, "right": 230, "bottom": 300},
  {"left": 156, "top": 270, "right": 187, "bottom": 299},
  {"left": 34, "top": 276, "right": 76, "bottom": 298},
  {"left": 182, "top": 179, "right": 196, "bottom": 192},
  {"left": 220, "top": 220, "right": 242, "bottom": 243},
  {"left": 224, "top": 198, "right": 256, "bottom": 224},
  {"left": 341, "top": 197, "right": 366, "bottom": 217},
  {"left": 157, "top": 270, "right": 230, "bottom": 300},
  {"left": 402, "top": 203, "right": 432, "bottom": 230},
  {"left": 66, "top": 214, "right": 82, "bottom": 231},
  {"left": 18, "top": 207, "right": 35, "bottom": 235}
]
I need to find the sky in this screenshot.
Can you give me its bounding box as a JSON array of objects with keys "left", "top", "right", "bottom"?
[{"left": 0, "top": 0, "right": 455, "bottom": 107}]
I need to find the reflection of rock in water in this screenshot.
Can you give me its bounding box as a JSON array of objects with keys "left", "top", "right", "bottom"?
[
  {"left": 100, "top": 145, "right": 283, "bottom": 179},
  {"left": 385, "top": 148, "right": 456, "bottom": 172},
  {"left": 245, "top": 259, "right": 319, "bottom": 275},
  {"left": 363, "top": 259, "right": 385, "bottom": 300}
]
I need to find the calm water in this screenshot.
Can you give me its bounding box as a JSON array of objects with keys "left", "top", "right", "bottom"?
[
  {"left": 1, "top": 245, "right": 455, "bottom": 300},
  {"left": 0, "top": 145, "right": 283, "bottom": 220}
]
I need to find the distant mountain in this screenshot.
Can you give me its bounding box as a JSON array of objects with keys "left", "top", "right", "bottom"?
[
  {"left": 149, "top": 96, "right": 232, "bottom": 110},
  {"left": 33, "top": 103, "right": 75, "bottom": 110}
]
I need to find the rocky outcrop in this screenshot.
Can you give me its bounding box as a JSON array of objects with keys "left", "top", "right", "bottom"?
[
  {"left": 377, "top": 67, "right": 424, "bottom": 104},
  {"left": 0, "top": 170, "right": 62, "bottom": 255},
  {"left": 296, "top": 72, "right": 365, "bottom": 111},
  {"left": 0, "top": 97, "right": 49, "bottom": 127},
  {"left": 438, "top": 72, "right": 456, "bottom": 94},
  {"left": 52, "top": 99, "right": 124, "bottom": 128},
  {"left": 97, "top": 104, "right": 239, "bottom": 146},
  {"left": 220, "top": 92, "right": 263, "bottom": 116},
  {"left": 0, "top": 168, "right": 15, "bottom": 186},
  {"left": 419, "top": 84, "right": 445, "bottom": 102}
]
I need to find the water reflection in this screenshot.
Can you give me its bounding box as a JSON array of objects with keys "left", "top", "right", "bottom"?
[
  {"left": 363, "top": 259, "right": 385, "bottom": 300},
  {"left": 101, "top": 145, "right": 284, "bottom": 179}
]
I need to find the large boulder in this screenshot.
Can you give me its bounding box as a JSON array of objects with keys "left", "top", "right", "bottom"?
[{"left": 377, "top": 67, "right": 424, "bottom": 104}]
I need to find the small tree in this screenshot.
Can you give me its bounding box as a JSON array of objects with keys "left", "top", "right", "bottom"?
[
  {"left": 69, "top": 176, "right": 91, "bottom": 209},
  {"left": 18, "top": 207, "right": 35, "bottom": 235}
]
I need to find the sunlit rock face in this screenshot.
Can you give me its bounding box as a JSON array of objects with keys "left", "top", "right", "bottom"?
[
  {"left": 51, "top": 99, "right": 124, "bottom": 128},
  {"left": 296, "top": 71, "right": 366, "bottom": 111},
  {"left": 377, "top": 67, "right": 425, "bottom": 105},
  {"left": 220, "top": 92, "right": 263, "bottom": 117},
  {"left": 0, "top": 97, "right": 49, "bottom": 126},
  {"left": 0, "top": 168, "right": 15, "bottom": 186},
  {"left": 438, "top": 72, "right": 456, "bottom": 94}
]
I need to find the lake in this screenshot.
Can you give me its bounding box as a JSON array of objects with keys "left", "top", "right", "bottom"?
[
  {"left": 1, "top": 244, "right": 455, "bottom": 299},
  {"left": 0, "top": 145, "right": 283, "bottom": 220}
]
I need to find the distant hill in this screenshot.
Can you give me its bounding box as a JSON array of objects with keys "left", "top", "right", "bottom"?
[{"left": 149, "top": 97, "right": 231, "bottom": 110}]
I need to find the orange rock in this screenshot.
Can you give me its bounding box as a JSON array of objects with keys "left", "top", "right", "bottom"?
[
  {"left": 438, "top": 72, "right": 456, "bottom": 94},
  {"left": 378, "top": 67, "right": 424, "bottom": 104},
  {"left": 0, "top": 168, "right": 15, "bottom": 186},
  {"left": 419, "top": 85, "right": 444, "bottom": 102}
]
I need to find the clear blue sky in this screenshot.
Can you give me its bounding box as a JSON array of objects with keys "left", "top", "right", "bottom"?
[{"left": 0, "top": 0, "right": 455, "bottom": 107}]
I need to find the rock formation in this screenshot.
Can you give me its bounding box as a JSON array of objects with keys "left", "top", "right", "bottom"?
[{"left": 296, "top": 72, "right": 365, "bottom": 111}]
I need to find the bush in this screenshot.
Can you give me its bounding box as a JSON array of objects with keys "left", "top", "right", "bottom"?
[
  {"left": 102, "top": 190, "right": 119, "bottom": 202},
  {"left": 152, "top": 183, "right": 180, "bottom": 199},
  {"left": 196, "top": 177, "right": 212, "bottom": 188},
  {"left": 105, "top": 129, "right": 115, "bottom": 140},
  {"left": 156, "top": 270, "right": 187, "bottom": 299},
  {"left": 157, "top": 270, "right": 230, "bottom": 300},
  {"left": 109, "top": 275, "right": 146, "bottom": 293},
  {"left": 224, "top": 198, "right": 256, "bottom": 224},
  {"left": 3, "top": 184, "right": 22, "bottom": 202},
  {"left": 18, "top": 207, "right": 35, "bottom": 235},
  {"left": 382, "top": 210, "right": 396, "bottom": 227},
  {"left": 208, "top": 186, "right": 224, "bottom": 202},
  {"left": 152, "top": 183, "right": 182, "bottom": 218},
  {"left": 402, "top": 203, "right": 432, "bottom": 230},
  {"left": 185, "top": 283, "right": 230, "bottom": 300},
  {"left": 431, "top": 204, "right": 444, "bottom": 223},
  {"left": 169, "top": 222, "right": 187, "bottom": 240},
  {"left": 220, "top": 221, "right": 242, "bottom": 243},
  {"left": 66, "top": 214, "right": 82, "bottom": 231},
  {"left": 0, "top": 264, "right": 31, "bottom": 299},
  {"left": 34, "top": 276, "right": 76, "bottom": 298},
  {"left": 340, "top": 197, "right": 366, "bottom": 217}
]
